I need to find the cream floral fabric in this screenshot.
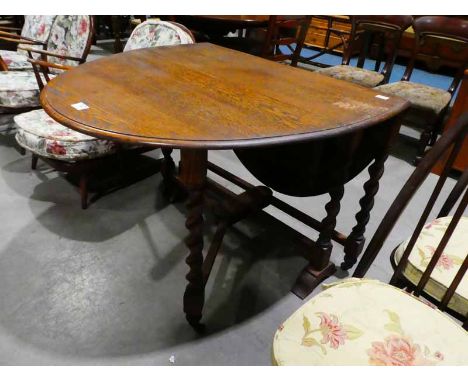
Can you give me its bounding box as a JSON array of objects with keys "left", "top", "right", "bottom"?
[
  {"left": 0, "top": 71, "right": 53, "bottom": 108},
  {"left": 375, "top": 81, "right": 451, "bottom": 115},
  {"left": 46, "top": 15, "right": 92, "bottom": 70},
  {"left": 273, "top": 279, "right": 468, "bottom": 365},
  {"left": 124, "top": 20, "right": 194, "bottom": 52},
  {"left": 0, "top": 15, "right": 56, "bottom": 71},
  {"left": 394, "top": 216, "right": 468, "bottom": 317},
  {"left": 14, "top": 109, "right": 118, "bottom": 162},
  {"left": 317, "top": 65, "right": 385, "bottom": 87},
  {"left": 0, "top": 51, "right": 30, "bottom": 71},
  {"left": 18, "top": 15, "right": 56, "bottom": 52}
]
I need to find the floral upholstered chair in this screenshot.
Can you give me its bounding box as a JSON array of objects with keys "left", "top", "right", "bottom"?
[
  {"left": 14, "top": 20, "right": 195, "bottom": 209},
  {"left": 375, "top": 16, "right": 468, "bottom": 159},
  {"left": 123, "top": 19, "right": 194, "bottom": 51},
  {"left": 317, "top": 16, "right": 413, "bottom": 87},
  {"left": 273, "top": 112, "right": 468, "bottom": 365},
  {"left": 0, "top": 15, "right": 93, "bottom": 114},
  {"left": 0, "top": 15, "right": 56, "bottom": 71}
]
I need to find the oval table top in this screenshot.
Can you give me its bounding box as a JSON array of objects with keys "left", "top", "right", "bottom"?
[{"left": 41, "top": 43, "right": 409, "bottom": 149}]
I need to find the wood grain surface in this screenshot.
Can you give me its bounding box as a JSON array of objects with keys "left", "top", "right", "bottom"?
[{"left": 41, "top": 43, "right": 409, "bottom": 149}]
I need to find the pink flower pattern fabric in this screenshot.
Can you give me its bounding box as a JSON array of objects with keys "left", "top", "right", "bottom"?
[
  {"left": 46, "top": 15, "right": 92, "bottom": 71},
  {"left": 14, "top": 109, "right": 118, "bottom": 162},
  {"left": 368, "top": 335, "right": 430, "bottom": 366},
  {"left": 273, "top": 279, "right": 468, "bottom": 365},
  {"left": 124, "top": 20, "right": 194, "bottom": 52},
  {"left": 0, "top": 15, "right": 56, "bottom": 71},
  {"left": 394, "top": 216, "right": 467, "bottom": 317},
  {"left": 317, "top": 313, "right": 347, "bottom": 349}
]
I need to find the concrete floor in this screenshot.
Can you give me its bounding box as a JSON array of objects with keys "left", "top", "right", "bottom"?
[{"left": 0, "top": 44, "right": 457, "bottom": 365}]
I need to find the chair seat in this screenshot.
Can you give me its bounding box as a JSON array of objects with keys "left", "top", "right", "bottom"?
[
  {"left": 394, "top": 216, "right": 468, "bottom": 317},
  {"left": 375, "top": 81, "right": 451, "bottom": 115},
  {"left": 14, "top": 109, "right": 119, "bottom": 162},
  {"left": 0, "top": 71, "right": 50, "bottom": 109},
  {"left": 317, "top": 65, "right": 384, "bottom": 87},
  {"left": 0, "top": 50, "right": 32, "bottom": 71},
  {"left": 273, "top": 279, "right": 468, "bottom": 365}
]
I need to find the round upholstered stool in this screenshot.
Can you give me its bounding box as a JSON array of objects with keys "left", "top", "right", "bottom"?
[
  {"left": 14, "top": 109, "right": 118, "bottom": 162},
  {"left": 273, "top": 279, "right": 468, "bottom": 365}
]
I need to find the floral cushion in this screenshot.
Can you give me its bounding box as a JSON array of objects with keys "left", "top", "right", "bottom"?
[
  {"left": 273, "top": 279, "right": 468, "bottom": 366},
  {"left": 46, "top": 15, "right": 92, "bottom": 70},
  {"left": 317, "top": 65, "right": 384, "bottom": 88},
  {"left": 0, "top": 71, "right": 52, "bottom": 109},
  {"left": 0, "top": 16, "right": 56, "bottom": 71},
  {"left": 14, "top": 109, "right": 118, "bottom": 162},
  {"left": 375, "top": 81, "right": 451, "bottom": 115},
  {"left": 17, "top": 15, "right": 56, "bottom": 53},
  {"left": 394, "top": 216, "right": 468, "bottom": 317},
  {"left": 123, "top": 20, "right": 194, "bottom": 52},
  {"left": 0, "top": 50, "right": 31, "bottom": 71}
]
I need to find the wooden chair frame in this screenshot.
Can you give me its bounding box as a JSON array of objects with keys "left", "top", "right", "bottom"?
[
  {"left": 342, "top": 16, "right": 413, "bottom": 85},
  {"left": 354, "top": 110, "right": 468, "bottom": 329},
  {"left": 399, "top": 16, "right": 468, "bottom": 157},
  {"left": 260, "top": 16, "right": 312, "bottom": 67}
]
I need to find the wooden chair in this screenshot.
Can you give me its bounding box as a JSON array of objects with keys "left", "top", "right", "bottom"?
[
  {"left": 0, "top": 15, "right": 56, "bottom": 71},
  {"left": 219, "top": 16, "right": 312, "bottom": 67},
  {"left": 0, "top": 15, "right": 94, "bottom": 114},
  {"left": 375, "top": 16, "right": 468, "bottom": 159},
  {"left": 14, "top": 20, "right": 195, "bottom": 209},
  {"left": 317, "top": 16, "right": 413, "bottom": 87},
  {"left": 259, "top": 16, "right": 312, "bottom": 67},
  {"left": 273, "top": 111, "right": 468, "bottom": 365}
]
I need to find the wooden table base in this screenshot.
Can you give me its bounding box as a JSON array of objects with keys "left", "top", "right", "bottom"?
[{"left": 168, "top": 147, "right": 391, "bottom": 328}]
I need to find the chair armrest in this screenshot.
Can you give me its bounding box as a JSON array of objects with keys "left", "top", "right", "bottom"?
[
  {"left": 0, "top": 30, "right": 43, "bottom": 42},
  {"left": 27, "top": 57, "right": 74, "bottom": 72},
  {"left": 19, "top": 46, "right": 84, "bottom": 63},
  {"left": 0, "top": 26, "right": 22, "bottom": 32}
]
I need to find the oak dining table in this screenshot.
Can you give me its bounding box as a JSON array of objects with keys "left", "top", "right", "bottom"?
[{"left": 40, "top": 42, "right": 409, "bottom": 330}]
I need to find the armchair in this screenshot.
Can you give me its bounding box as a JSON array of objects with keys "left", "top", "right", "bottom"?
[
  {"left": 0, "top": 15, "right": 93, "bottom": 114},
  {"left": 14, "top": 20, "right": 195, "bottom": 208},
  {"left": 0, "top": 15, "right": 56, "bottom": 71}
]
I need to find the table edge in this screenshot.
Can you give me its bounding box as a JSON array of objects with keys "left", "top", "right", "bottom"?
[{"left": 41, "top": 89, "right": 410, "bottom": 150}]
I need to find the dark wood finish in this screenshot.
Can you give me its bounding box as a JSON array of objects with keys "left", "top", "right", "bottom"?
[
  {"left": 173, "top": 15, "right": 270, "bottom": 40},
  {"left": 180, "top": 149, "right": 207, "bottom": 331},
  {"left": 397, "top": 16, "right": 468, "bottom": 71},
  {"left": 40, "top": 43, "right": 409, "bottom": 327},
  {"left": 260, "top": 16, "right": 312, "bottom": 66},
  {"left": 202, "top": 16, "right": 311, "bottom": 67},
  {"left": 353, "top": 112, "right": 468, "bottom": 327},
  {"left": 399, "top": 16, "right": 468, "bottom": 158},
  {"left": 41, "top": 43, "right": 407, "bottom": 148},
  {"left": 341, "top": 16, "right": 413, "bottom": 85},
  {"left": 433, "top": 69, "right": 468, "bottom": 175}
]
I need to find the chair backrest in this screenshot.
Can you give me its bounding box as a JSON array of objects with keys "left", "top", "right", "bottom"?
[
  {"left": 260, "top": 16, "right": 312, "bottom": 67},
  {"left": 353, "top": 103, "right": 468, "bottom": 327},
  {"left": 18, "top": 15, "right": 56, "bottom": 53},
  {"left": 46, "top": 15, "right": 94, "bottom": 68},
  {"left": 343, "top": 16, "right": 413, "bottom": 84},
  {"left": 402, "top": 16, "right": 468, "bottom": 95},
  {"left": 123, "top": 20, "right": 195, "bottom": 52}
]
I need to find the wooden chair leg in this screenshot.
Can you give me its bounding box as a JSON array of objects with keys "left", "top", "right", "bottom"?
[
  {"left": 79, "top": 173, "right": 89, "bottom": 209},
  {"left": 31, "top": 154, "right": 38, "bottom": 170}
]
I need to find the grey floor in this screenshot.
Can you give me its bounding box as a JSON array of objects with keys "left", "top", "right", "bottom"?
[{"left": 0, "top": 44, "right": 457, "bottom": 365}]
